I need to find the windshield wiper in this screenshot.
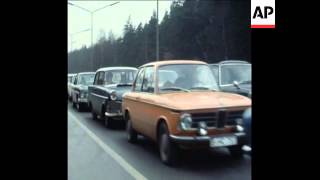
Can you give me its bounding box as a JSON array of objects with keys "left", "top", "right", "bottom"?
[
  {"left": 238, "top": 80, "right": 251, "bottom": 84},
  {"left": 117, "top": 83, "right": 133, "bottom": 86},
  {"left": 160, "top": 87, "right": 190, "bottom": 92},
  {"left": 190, "top": 87, "right": 218, "bottom": 91},
  {"left": 190, "top": 87, "right": 210, "bottom": 90}
]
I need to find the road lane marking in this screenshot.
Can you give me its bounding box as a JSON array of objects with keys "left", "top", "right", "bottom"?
[{"left": 68, "top": 111, "right": 148, "bottom": 180}]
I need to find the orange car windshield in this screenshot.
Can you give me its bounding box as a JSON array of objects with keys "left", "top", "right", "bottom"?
[{"left": 158, "top": 64, "right": 219, "bottom": 92}]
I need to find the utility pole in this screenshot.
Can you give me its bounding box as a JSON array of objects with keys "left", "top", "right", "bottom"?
[
  {"left": 68, "top": 1, "right": 120, "bottom": 70},
  {"left": 91, "top": 13, "right": 93, "bottom": 47},
  {"left": 156, "top": 0, "right": 159, "bottom": 61}
]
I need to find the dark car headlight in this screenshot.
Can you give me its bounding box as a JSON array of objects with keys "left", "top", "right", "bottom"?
[
  {"left": 241, "top": 108, "right": 251, "bottom": 131},
  {"left": 243, "top": 108, "right": 251, "bottom": 119},
  {"left": 110, "top": 91, "right": 117, "bottom": 101},
  {"left": 235, "top": 118, "right": 243, "bottom": 125}
]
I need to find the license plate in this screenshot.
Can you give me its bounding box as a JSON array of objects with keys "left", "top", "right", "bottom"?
[{"left": 210, "top": 136, "right": 237, "bottom": 147}]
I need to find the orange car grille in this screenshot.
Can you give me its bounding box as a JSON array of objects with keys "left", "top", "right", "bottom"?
[{"left": 191, "top": 110, "right": 244, "bottom": 129}]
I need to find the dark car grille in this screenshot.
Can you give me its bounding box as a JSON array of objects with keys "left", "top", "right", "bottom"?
[
  {"left": 106, "top": 101, "right": 122, "bottom": 113},
  {"left": 191, "top": 110, "right": 244, "bottom": 129}
]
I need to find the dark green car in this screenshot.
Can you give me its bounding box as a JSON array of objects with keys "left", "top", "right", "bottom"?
[{"left": 88, "top": 67, "right": 137, "bottom": 128}]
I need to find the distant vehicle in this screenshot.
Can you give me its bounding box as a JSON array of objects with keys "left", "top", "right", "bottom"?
[
  {"left": 242, "top": 108, "right": 251, "bottom": 153},
  {"left": 68, "top": 73, "right": 76, "bottom": 100},
  {"left": 88, "top": 67, "right": 138, "bottom": 128},
  {"left": 71, "top": 72, "right": 95, "bottom": 111},
  {"left": 122, "top": 60, "right": 251, "bottom": 166},
  {"left": 209, "top": 60, "right": 251, "bottom": 98}
]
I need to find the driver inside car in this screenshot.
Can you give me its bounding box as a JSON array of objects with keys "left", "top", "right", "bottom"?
[{"left": 175, "top": 67, "right": 193, "bottom": 88}]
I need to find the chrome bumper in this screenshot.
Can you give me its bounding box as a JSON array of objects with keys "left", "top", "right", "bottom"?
[
  {"left": 169, "top": 132, "right": 246, "bottom": 146},
  {"left": 77, "top": 98, "right": 88, "bottom": 103},
  {"left": 105, "top": 111, "right": 122, "bottom": 118}
]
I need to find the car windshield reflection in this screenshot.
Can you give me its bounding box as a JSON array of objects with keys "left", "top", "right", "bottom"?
[
  {"left": 158, "top": 64, "right": 219, "bottom": 92},
  {"left": 104, "top": 70, "right": 137, "bottom": 85},
  {"left": 79, "top": 74, "right": 95, "bottom": 85},
  {"left": 221, "top": 65, "right": 251, "bottom": 85}
]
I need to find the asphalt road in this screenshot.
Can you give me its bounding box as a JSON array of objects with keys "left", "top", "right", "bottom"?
[{"left": 68, "top": 102, "right": 251, "bottom": 180}]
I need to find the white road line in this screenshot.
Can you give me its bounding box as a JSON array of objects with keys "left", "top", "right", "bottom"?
[{"left": 68, "top": 111, "right": 148, "bottom": 180}]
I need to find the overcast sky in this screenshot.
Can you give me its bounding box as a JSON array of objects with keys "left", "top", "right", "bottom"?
[{"left": 68, "top": 0, "right": 173, "bottom": 52}]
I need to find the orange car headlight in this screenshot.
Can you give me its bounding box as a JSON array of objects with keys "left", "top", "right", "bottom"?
[{"left": 179, "top": 113, "right": 192, "bottom": 130}]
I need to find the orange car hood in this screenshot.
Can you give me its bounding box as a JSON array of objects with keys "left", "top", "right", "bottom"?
[{"left": 157, "top": 91, "right": 251, "bottom": 110}]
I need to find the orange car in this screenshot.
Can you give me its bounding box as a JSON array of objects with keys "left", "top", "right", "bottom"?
[{"left": 122, "top": 60, "right": 251, "bottom": 165}]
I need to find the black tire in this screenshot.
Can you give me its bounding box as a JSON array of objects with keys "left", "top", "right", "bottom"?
[
  {"left": 91, "top": 106, "right": 98, "bottom": 120},
  {"left": 99, "top": 106, "right": 106, "bottom": 121},
  {"left": 104, "top": 117, "right": 113, "bottom": 128},
  {"left": 158, "top": 122, "right": 179, "bottom": 166},
  {"left": 228, "top": 145, "right": 244, "bottom": 158},
  {"left": 126, "top": 117, "right": 138, "bottom": 143},
  {"left": 76, "top": 103, "right": 83, "bottom": 112},
  {"left": 72, "top": 95, "right": 77, "bottom": 108},
  {"left": 72, "top": 100, "right": 76, "bottom": 108}
]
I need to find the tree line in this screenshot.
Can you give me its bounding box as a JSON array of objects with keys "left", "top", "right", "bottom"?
[{"left": 68, "top": 0, "right": 250, "bottom": 73}]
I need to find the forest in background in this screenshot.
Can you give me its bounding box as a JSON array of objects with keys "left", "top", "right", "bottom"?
[{"left": 68, "top": 0, "right": 250, "bottom": 73}]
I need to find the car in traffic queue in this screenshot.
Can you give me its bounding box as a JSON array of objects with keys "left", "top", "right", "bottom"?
[
  {"left": 71, "top": 72, "right": 95, "bottom": 111},
  {"left": 88, "top": 67, "right": 138, "bottom": 128},
  {"left": 209, "top": 60, "right": 251, "bottom": 98},
  {"left": 242, "top": 107, "right": 251, "bottom": 153},
  {"left": 122, "top": 60, "right": 252, "bottom": 166},
  {"left": 68, "top": 73, "right": 76, "bottom": 100}
]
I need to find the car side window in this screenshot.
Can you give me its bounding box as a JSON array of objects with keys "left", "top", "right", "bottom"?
[
  {"left": 134, "top": 68, "right": 145, "bottom": 92},
  {"left": 211, "top": 65, "right": 219, "bottom": 79},
  {"left": 74, "top": 75, "right": 78, "bottom": 85},
  {"left": 98, "top": 72, "right": 105, "bottom": 85},
  {"left": 141, "top": 66, "right": 155, "bottom": 93},
  {"left": 94, "top": 72, "right": 99, "bottom": 85}
]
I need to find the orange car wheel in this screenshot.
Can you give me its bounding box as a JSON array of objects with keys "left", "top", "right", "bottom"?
[
  {"left": 158, "top": 122, "right": 179, "bottom": 166},
  {"left": 126, "top": 116, "right": 137, "bottom": 143}
]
